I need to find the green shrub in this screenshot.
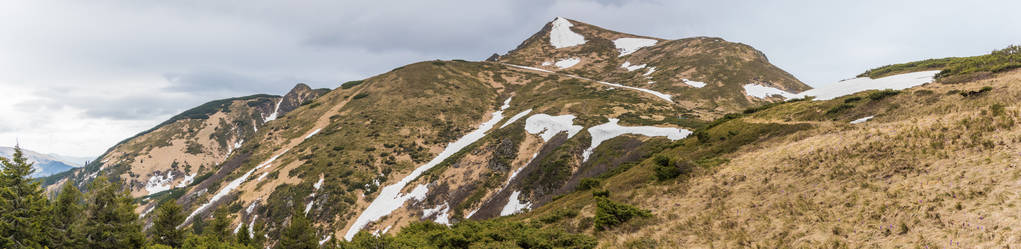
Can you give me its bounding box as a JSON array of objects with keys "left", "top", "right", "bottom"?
[
  {"left": 352, "top": 93, "right": 370, "bottom": 99},
  {"left": 860, "top": 45, "right": 1021, "bottom": 80},
  {"left": 843, "top": 96, "right": 862, "bottom": 103},
  {"left": 592, "top": 189, "right": 609, "bottom": 198},
  {"left": 867, "top": 90, "right": 901, "bottom": 101},
  {"left": 578, "top": 178, "right": 601, "bottom": 190},
  {"left": 960, "top": 86, "right": 993, "bottom": 97},
  {"left": 340, "top": 80, "right": 364, "bottom": 89},
  {"left": 826, "top": 103, "right": 855, "bottom": 114},
  {"left": 593, "top": 197, "right": 652, "bottom": 230},
  {"left": 990, "top": 104, "right": 1006, "bottom": 116}
]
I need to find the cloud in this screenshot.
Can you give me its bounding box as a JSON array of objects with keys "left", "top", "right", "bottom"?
[{"left": 1, "top": 0, "right": 1020, "bottom": 157}]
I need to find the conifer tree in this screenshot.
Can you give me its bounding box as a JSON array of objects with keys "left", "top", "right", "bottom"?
[
  {"left": 237, "top": 223, "right": 251, "bottom": 246},
  {"left": 209, "top": 208, "right": 233, "bottom": 241},
  {"left": 151, "top": 201, "right": 185, "bottom": 248},
  {"left": 276, "top": 209, "right": 317, "bottom": 249},
  {"left": 46, "top": 182, "right": 85, "bottom": 248},
  {"left": 0, "top": 146, "right": 50, "bottom": 248},
  {"left": 82, "top": 176, "right": 146, "bottom": 249}
]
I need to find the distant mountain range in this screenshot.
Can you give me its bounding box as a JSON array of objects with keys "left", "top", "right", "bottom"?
[{"left": 0, "top": 146, "right": 88, "bottom": 178}]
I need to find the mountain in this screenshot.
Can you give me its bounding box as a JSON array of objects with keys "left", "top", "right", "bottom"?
[
  {"left": 0, "top": 146, "right": 84, "bottom": 178},
  {"left": 41, "top": 17, "right": 992, "bottom": 247}
]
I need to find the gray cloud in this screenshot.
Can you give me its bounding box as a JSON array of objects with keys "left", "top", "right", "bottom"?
[{"left": 2, "top": 0, "right": 1021, "bottom": 156}]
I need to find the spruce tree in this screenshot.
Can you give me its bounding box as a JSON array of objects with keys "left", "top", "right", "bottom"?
[
  {"left": 151, "top": 201, "right": 185, "bottom": 248},
  {"left": 0, "top": 146, "right": 50, "bottom": 248},
  {"left": 209, "top": 208, "right": 233, "bottom": 241},
  {"left": 276, "top": 210, "right": 317, "bottom": 249},
  {"left": 46, "top": 182, "right": 85, "bottom": 248},
  {"left": 237, "top": 223, "right": 251, "bottom": 246},
  {"left": 82, "top": 176, "right": 146, "bottom": 249}
]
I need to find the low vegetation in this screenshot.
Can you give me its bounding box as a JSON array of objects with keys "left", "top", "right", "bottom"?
[{"left": 859, "top": 45, "right": 1021, "bottom": 80}]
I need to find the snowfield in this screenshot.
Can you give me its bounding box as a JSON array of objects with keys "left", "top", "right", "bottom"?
[
  {"left": 549, "top": 17, "right": 586, "bottom": 49},
  {"left": 643, "top": 67, "right": 656, "bottom": 76},
  {"left": 182, "top": 150, "right": 288, "bottom": 227},
  {"left": 305, "top": 128, "right": 322, "bottom": 139},
  {"left": 145, "top": 171, "right": 174, "bottom": 195},
  {"left": 743, "top": 71, "right": 940, "bottom": 101},
  {"left": 175, "top": 173, "right": 196, "bottom": 188},
  {"left": 524, "top": 114, "right": 583, "bottom": 142},
  {"left": 344, "top": 100, "right": 512, "bottom": 241},
  {"left": 500, "top": 191, "right": 532, "bottom": 216},
  {"left": 501, "top": 109, "right": 533, "bottom": 129},
  {"left": 263, "top": 99, "right": 283, "bottom": 123},
  {"left": 583, "top": 119, "right": 691, "bottom": 162},
  {"left": 743, "top": 84, "right": 800, "bottom": 99},
  {"left": 422, "top": 203, "right": 451, "bottom": 225},
  {"left": 798, "top": 70, "right": 940, "bottom": 100},
  {"left": 682, "top": 79, "right": 706, "bottom": 88},
  {"left": 555, "top": 58, "right": 581, "bottom": 69},
  {"left": 850, "top": 116, "right": 874, "bottom": 124},
  {"left": 614, "top": 37, "right": 658, "bottom": 56},
  {"left": 621, "top": 61, "right": 646, "bottom": 71},
  {"left": 594, "top": 79, "right": 672, "bottom": 102}
]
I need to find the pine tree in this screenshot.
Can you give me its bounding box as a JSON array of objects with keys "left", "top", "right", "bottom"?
[
  {"left": 0, "top": 146, "right": 51, "bottom": 248},
  {"left": 151, "top": 201, "right": 185, "bottom": 248},
  {"left": 46, "top": 182, "right": 85, "bottom": 248},
  {"left": 276, "top": 210, "right": 317, "bottom": 249},
  {"left": 209, "top": 208, "right": 233, "bottom": 241},
  {"left": 237, "top": 223, "right": 251, "bottom": 246},
  {"left": 82, "top": 176, "right": 146, "bottom": 249}
]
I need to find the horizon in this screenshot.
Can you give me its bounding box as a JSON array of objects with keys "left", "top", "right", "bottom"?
[{"left": 2, "top": 0, "right": 1020, "bottom": 157}]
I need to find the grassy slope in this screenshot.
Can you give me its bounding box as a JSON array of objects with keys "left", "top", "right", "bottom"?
[{"left": 512, "top": 68, "right": 1021, "bottom": 248}]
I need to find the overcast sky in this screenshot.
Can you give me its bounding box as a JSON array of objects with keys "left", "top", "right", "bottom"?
[{"left": 2, "top": 0, "right": 1020, "bottom": 157}]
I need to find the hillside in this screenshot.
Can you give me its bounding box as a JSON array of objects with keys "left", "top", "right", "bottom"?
[
  {"left": 35, "top": 17, "right": 965, "bottom": 248},
  {"left": 493, "top": 17, "right": 811, "bottom": 118},
  {"left": 510, "top": 64, "right": 1021, "bottom": 247},
  {"left": 47, "top": 84, "right": 328, "bottom": 199}
]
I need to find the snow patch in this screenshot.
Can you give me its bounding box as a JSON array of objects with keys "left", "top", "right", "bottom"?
[
  {"left": 263, "top": 99, "right": 283, "bottom": 123},
  {"left": 256, "top": 172, "right": 269, "bottom": 182},
  {"left": 593, "top": 79, "right": 672, "bottom": 102},
  {"left": 501, "top": 109, "right": 532, "bottom": 129},
  {"left": 422, "top": 203, "right": 451, "bottom": 225},
  {"left": 614, "top": 37, "right": 657, "bottom": 56},
  {"left": 524, "top": 114, "right": 583, "bottom": 142},
  {"left": 182, "top": 150, "right": 288, "bottom": 227},
  {"left": 305, "top": 129, "right": 322, "bottom": 139},
  {"left": 176, "top": 173, "right": 196, "bottom": 188},
  {"left": 850, "top": 116, "right": 874, "bottom": 124},
  {"left": 319, "top": 235, "right": 332, "bottom": 245},
  {"left": 145, "top": 171, "right": 174, "bottom": 195},
  {"left": 246, "top": 201, "right": 258, "bottom": 214},
  {"left": 682, "top": 79, "right": 707, "bottom": 88},
  {"left": 541, "top": 61, "right": 552, "bottom": 66},
  {"left": 344, "top": 101, "right": 512, "bottom": 241},
  {"left": 555, "top": 58, "right": 581, "bottom": 69},
  {"left": 505, "top": 63, "right": 552, "bottom": 73},
  {"left": 499, "top": 191, "right": 531, "bottom": 216},
  {"left": 798, "top": 70, "right": 939, "bottom": 100},
  {"left": 583, "top": 119, "right": 691, "bottom": 162},
  {"left": 743, "top": 84, "right": 800, "bottom": 99},
  {"left": 621, "top": 61, "right": 646, "bottom": 71},
  {"left": 643, "top": 67, "right": 656, "bottom": 76},
  {"left": 549, "top": 17, "right": 586, "bottom": 49}
]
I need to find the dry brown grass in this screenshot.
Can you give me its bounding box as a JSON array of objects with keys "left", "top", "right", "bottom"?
[{"left": 554, "top": 70, "right": 1021, "bottom": 248}]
